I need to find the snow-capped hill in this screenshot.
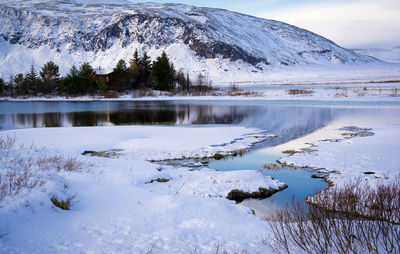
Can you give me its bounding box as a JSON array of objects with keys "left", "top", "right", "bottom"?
[
  {"left": 0, "top": 0, "right": 381, "bottom": 82},
  {"left": 353, "top": 47, "right": 400, "bottom": 64}
]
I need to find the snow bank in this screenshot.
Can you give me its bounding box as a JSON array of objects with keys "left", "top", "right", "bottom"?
[
  {"left": 0, "top": 125, "right": 282, "bottom": 253},
  {"left": 280, "top": 124, "right": 400, "bottom": 187},
  {"left": 4, "top": 125, "right": 266, "bottom": 160},
  {"left": 147, "top": 167, "right": 285, "bottom": 199}
]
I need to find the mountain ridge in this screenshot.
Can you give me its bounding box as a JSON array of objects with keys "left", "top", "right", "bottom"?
[{"left": 0, "top": 0, "right": 381, "bottom": 82}]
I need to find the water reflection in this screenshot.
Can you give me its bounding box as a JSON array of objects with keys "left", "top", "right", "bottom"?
[
  {"left": 1, "top": 100, "right": 399, "bottom": 216},
  {"left": 0, "top": 106, "right": 243, "bottom": 129},
  {"left": 1, "top": 102, "right": 399, "bottom": 138}
]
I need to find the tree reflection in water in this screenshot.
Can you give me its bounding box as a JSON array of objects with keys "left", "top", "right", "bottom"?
[{"left": 1, "top": 101, "right": 398, "bottom": 147}]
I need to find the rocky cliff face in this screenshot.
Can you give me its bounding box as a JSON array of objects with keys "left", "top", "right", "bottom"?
[{"left": 0, "top": 0, "right": 378, "bottom": 82}]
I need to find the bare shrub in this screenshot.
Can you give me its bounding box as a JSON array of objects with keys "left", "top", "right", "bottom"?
[
  {"left": 287, "top": 89, "right": 314, "bottom": 95},
  {"left": 227, "top": 89, "right": 261, "bottom": 97},
  {"left": 334, "top": 87, "right": 348, "bottom": 97},
  {"left": 0, "top": 166, "right": 43, "bottom": 200},
  {"left": 311, "top": 178, "right": 400, "bottom": 224},
  {"left": 103, "top": 91, "right": 119, "bottom": 98},
  {"left": 174, "top": 85, "right": 216, "bottom": 96},
  {"left": 390, "top": 87, "right": 399, "bottom": 97},
  {"left": 0, "top": 136, "right": 41, "bottom": 200},
  {"left": 265, "top": 179, "right": 400, "bottom": 254},
  {"left": 36, "top": 155, "right": 87, "bottom": 172},
  {"left": 355, "top": 88, "right": 366, "bottom": 97},
  {"left": 136, "top": 88, "right": 156, "bottom": 97},
  {"left": 189, "top": 242, "right": 250, "bottom": 254},
  {"left": 63, "top": 157, "right": 87, "bottom": 172},
  {"left": 0, "top": 136, "right": 90, "bottom": 201},
  {"left": 0, "top": 135, "right": 16, "bottom": 157}
]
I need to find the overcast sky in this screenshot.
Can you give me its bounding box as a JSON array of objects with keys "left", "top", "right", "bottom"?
[{"left": 128, "top": 0, "right": 400, "bottom": 49}]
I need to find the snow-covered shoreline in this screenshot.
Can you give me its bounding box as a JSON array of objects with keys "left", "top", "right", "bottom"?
[
  {"left": 1, "top": 104, "right": 400, "bottom": 253},
  {"left": 1, "top": 84, "right": 400, "bottom": 102},
  {"left": 4, "top": 125, "right": 268, "bottom": 160},
  {"left": 279, "top": 124, "right": 400, "bottom": 188},
  {"left": 0, "top": 125, "right": 284, "bottom": 253}
]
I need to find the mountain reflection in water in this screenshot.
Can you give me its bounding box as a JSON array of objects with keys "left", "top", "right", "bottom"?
[{"left": 1, "top": 101, "right": 399, "bottom": 145}]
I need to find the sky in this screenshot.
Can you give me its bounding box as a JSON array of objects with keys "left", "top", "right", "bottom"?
[{"left": 128, "top": 0, "right": 400, "bottom": 49}]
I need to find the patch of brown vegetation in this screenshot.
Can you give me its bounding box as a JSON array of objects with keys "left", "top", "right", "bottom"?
[
  {"left": 287, "top": 89, "right": 314, "bottom": 95},
  {"left": 281, "top": 150, "right": 300, "bottom": 156}
]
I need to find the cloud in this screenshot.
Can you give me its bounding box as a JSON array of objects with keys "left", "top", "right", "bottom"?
[{"left": 259, "top": 0, "right": 400, "bottom": 48}]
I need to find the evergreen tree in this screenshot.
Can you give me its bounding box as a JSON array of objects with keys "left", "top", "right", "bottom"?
[
  {"left": 113, "top": 59, "right": 128, "bottom": 83},
  {"left": 152, "top": 51, "right": 175, "bottom": 91},
  {"left": 78, "top": 62, "right": 96, "bottom": 93},
  {"left": 185, "top": 72, "right": 192, "bottom": 90},
  {"left": 140, "top": 52, "right": 152, "bottom": 88},
  {"left": 25, "top": 64, "right": 40, "bottom": 94},
  {"left": 25, "top": 64, "right": 37, "bottom": 82},
  {"left": 140, "top": 52, "right": 152, "bottom": 72},
  {"left": 114, "top": 59, "right": 128, "bottom": 73},
  {"left": 176, "top": 70, "right": 186, "bottom": 90},
  {"left": 40, "top": 61, "right": 60, "bottom": 94},
  {"left": 129, "top": 49, "right": 140, "bottom": 69},
  {"left": 13, "top": 73, "right": 25, "bottom": 94},
  {"left": 68, "top": 65, "right": 79, "bottom": 77},
  {"left": 40, "top": 61, "right": 60, "bottom": 81},
  {"left": 64, "top": 65, "right": 80, "bottom": 94},
  {"left": 0, "top": 77, "right": 5, "bottom": 96},
  {"left": 79, "top": 62, "right": 95, "bottom": 79},
  {"left": 97, "top": 77, "right": 108, "bottom": 93},
  {"left": 129, "top": 50, "right": 141, "bottom": 89}
]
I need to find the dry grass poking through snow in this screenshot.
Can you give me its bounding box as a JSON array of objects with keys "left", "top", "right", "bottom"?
[
  {"left": 0, "top": 135, "right": 89, "bottom": 201},
  {"left": 265, "top": 178, "right": 400, "bottom": 254},
  {"left": 36, "top": 155, "right": 87, "bottom": 172},
  {"left": 187, "top": 242, "right": 250, "bottom": 254},
  {"left": 286, "top": 89, "right": 314, "bottom": 96}
]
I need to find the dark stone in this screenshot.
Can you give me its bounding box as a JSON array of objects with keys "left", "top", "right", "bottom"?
[
  {"left": 213, "top": 153, "right": 225, "bottom": 160},
  {"left": 311, "top": 174, "right": 325, "bottom": 179},
  {"left": 147, "top": 178, "right": 170, "bottom": 184},
  {"left": 227, "top": 184, "right": 288, "bottom": 202},
  {"left": 82, "top": 150, "right": 96, "bottom": 155},
  {"left": 227, "top": 189, "right": 247, "bottom": 202}
]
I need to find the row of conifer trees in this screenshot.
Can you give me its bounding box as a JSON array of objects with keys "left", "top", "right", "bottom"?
[{"left": 0, "top": 50, "right": 211, "bottom": 96}]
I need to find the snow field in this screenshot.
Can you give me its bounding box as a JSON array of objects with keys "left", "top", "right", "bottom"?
[
  {"left": 3, "top": 125, "right": 267, "bottom": 160},
  {"left": 280, "top": 124, "right": 400, "bottom": 188},
  {"left": 0, "top": 125, "right": 283, "bottom": 253}
]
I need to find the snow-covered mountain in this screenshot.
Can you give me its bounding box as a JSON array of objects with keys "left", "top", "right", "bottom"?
[
  {"left": 353, "top": 47, "right": 400, "bottom": 64},
  {"left": 0, "top": 0, "right": 380, "bottom": 83}
]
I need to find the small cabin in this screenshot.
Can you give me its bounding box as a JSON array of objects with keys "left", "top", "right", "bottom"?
[{"left": 96, "top": 72, "right": 130, "bottom": 90}]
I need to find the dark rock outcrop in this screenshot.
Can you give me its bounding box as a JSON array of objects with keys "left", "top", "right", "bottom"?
[{"left": 227, "top": 184, "right": 288, "bottom": 202}]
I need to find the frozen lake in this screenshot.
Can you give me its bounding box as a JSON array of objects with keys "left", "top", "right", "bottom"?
[{"left": 1, "top": 100, "right": 399, "bottom": 215}]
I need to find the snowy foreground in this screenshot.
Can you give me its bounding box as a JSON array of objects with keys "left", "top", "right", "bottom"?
[
  {"left": 0, "top": 126, "right": 284, "bottom": 253},
  {"left": 1, "top": 122, "right": 400, "bottom": 253},
  {"left": 280, "top": 124, "right": 400, "bottom": 188}
]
